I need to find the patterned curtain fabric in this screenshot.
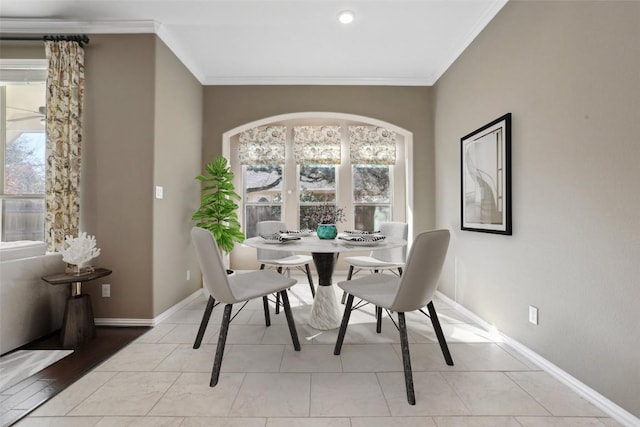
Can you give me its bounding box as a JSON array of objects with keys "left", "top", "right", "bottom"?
[
  {"left": 45, "top": 41, "right": 85, "bottom": 251},
  {"left": 293, "top": 125, "right": 341, "bottom": 165},
  {"left": 238, "top": 125, "right": 286, "bottom": 165},
  {"left": 349, "top": 125, "right": 397, "bottom": 165}
]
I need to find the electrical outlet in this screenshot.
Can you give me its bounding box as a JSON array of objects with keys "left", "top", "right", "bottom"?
[
  {"left": 102, "top": 284, "right": 111, "bottom": 298},
  {"left": 529, "top": 305, "right": 538, "bottom": 325},
  {"left": 186, "top": 270, "right": 191, "bottom": 281}
]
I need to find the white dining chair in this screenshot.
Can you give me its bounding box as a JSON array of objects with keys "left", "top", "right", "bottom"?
[
  {"left": 334, "top": 229, "right": 453, "bottom": 405},
  {"left": 257, "top": 220, "right": 316, "bottom": 313},
  {"left": 191, "top": 227, "right": 301, "bottom": 387},
  {"left": 341, "top": 222, "right": 408, "bottom": 331}
]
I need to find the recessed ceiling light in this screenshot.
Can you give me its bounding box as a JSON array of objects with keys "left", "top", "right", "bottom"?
[{"left": 338, "top": 10, "right": 355, "bottom": 24}]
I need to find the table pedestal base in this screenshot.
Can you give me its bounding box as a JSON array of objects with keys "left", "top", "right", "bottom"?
[
  {"left": 61, "top": 294, "right": 95, "bottom": 348},
  {"left": 309, "top": 285, "right": 342, "bottom": 330},
  {"left": 309, "top": 252, "right": 342, "bottom": 330}
]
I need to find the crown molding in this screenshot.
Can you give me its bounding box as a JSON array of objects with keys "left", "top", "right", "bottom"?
[
  {"left": 155, "top": 24, "right": 206, "bottom": 84},
  {"left": 431, "top": 0, "right": 508, "bottom": 85},
  {"left": 0, "top": 18, "right": 158, "bottom": 34},
  {"left": 202, "top": 75, "right": 435, "bottom": 86}
]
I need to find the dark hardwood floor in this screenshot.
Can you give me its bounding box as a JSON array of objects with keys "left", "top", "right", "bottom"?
[{"left": 1, "top": 326, "right": 149, "bottom": 427}]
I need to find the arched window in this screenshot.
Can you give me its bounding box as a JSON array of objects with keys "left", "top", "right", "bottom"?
[{"left": 223, "top": 113, "right": 413, "bottom": 246}]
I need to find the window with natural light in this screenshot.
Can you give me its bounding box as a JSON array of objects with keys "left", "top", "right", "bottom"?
[
  {"left": 237, "top": 123, "right": 404, "bottom": 237},
  {"left": 0, "top": 60, "right": 47, "bottom": 242}
]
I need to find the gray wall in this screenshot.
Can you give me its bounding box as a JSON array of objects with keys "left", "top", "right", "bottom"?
[
  {"left": 152, "top": 37, "right": 203, "bottom": 315},
  {"left": 202, "top": 85, "right": 434, "bottom": 239},
  {"left": 85, "top": 34, "right": 203, "bottom": 318},
  {"left": 433, "top": 0, "right": 640, "bottom": 416},
  {"left": 83, "top": 34, "right": 156, "bottom": 318},
  {"left": 2, "top": 34, "right": 203, "bottom": 319}
]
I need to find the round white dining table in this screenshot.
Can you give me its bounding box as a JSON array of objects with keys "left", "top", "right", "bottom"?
[{"left": 243, "top": 234, "right": 407, "bottom": 330}]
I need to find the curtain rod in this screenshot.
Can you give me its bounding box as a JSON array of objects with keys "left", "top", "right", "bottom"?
[{"left": 0, "top": 34, "right": 89, "bottom": 46}]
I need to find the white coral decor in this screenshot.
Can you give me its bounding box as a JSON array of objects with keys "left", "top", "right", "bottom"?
[{"left": 60, "top": 232, "right": 101, "bottom": 267}]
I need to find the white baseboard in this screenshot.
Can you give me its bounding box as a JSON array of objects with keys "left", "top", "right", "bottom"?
[
  {"left": 435, "top": 291, "right": 639, "bottom": 427},
  {"left": 94, "top": 288, "right": 203, "bottom": 327}
]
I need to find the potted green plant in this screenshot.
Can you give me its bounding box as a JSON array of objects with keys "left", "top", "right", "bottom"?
[{"left": 192, "top": 156, "right": 245, "bottom": 255}]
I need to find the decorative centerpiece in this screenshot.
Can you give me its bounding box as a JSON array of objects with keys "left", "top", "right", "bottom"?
[
  {"left": 304, "top": 203, "right": 346, "bottom": 240},
  {"left": 60, "top": 232, "right": 101, "bottom": 274}
]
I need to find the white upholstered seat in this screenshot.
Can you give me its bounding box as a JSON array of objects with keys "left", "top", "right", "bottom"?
[
  {"left": 334, "top": 229, "right": 453, "bottom": 405},
  {"left": 191, "top": 227, "right": 301, "bottom": 387}
]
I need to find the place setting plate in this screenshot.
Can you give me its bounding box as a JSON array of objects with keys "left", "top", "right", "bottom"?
[
  {"left": 343, "top": 230, "right": 381, "bottom": 235},
  {"left": 259, "top": 233, "right": 302, "bottom": 244},
  {"left": 338, "top": 235, "right": 386, "bottom": 246},
  {"left": 279, "top": 229, "right": 313, "bottom": 237}
]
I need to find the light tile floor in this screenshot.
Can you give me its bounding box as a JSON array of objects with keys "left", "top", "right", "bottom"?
[{"left": 19, "top": 272, "right": 624, "bottom": 426}]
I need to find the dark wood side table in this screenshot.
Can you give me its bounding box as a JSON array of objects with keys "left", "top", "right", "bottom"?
[{"left": 41, "top": 268, "right": 112, "bottom": 348}]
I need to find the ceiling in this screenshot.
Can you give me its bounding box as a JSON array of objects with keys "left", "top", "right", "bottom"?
[{"left": 0, "top": 0, "right": 507, "bottom": 86}]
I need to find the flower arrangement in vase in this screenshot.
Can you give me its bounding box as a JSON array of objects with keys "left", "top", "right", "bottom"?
[{"left": 303, "top": 202, "right": 346, "bottom": 239}]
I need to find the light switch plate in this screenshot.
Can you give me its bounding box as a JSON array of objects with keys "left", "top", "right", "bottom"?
[
  {"left": 529, "top": 305, "right": 538, "bottom": 325},
  {"left": 155, "top": 186, "right": 164, "bottom": 199}
]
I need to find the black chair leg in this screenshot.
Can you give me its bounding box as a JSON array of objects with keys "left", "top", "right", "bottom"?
[
  {"left": 376, "top": 306, "right": 382, "bottom": 333},
  {"left": 193, "top": 295, "right": 216, "bottom": 349},
  {"left": 263, "top": 296, "right": 271, "bottom": 327},
  {"left": 334, "top": 294, "right": 354, "bottom": 355},
  {"left": 341, "top": 266, "right": 355, "bottom": 304},
  {"left": 427, "top": 301, "right": 454, "bottom": 366},
  {"left": 210, "top": 303, "right": 233, "bottom": 387},
  {"left": 398, "top": 312, "right": 415, "bottom": 405},
  {"left": 275, "top": 267, "right": 283, "bottom": 314},
  {"left": 280, "top": 290, "right": 301, "bottom": 351},
  {"left": 305, "top": 264, "right": 315, "bottom": 297}
]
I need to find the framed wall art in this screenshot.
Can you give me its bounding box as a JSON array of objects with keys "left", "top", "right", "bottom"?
[{"left": 460, "top": 113, "right": 512, "bottom": 235}]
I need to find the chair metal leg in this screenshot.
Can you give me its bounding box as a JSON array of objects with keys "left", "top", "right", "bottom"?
[
  {"left": 263, "top": 296, "right": 271, "bottom": 327},
  {"left": 376, "top": 306, "right": 382, "bottom": 333},
  {"left": 305, "top": 264, "right": 315, "bottom": 297},
  {"left": 427, "top": 301, "right": 454, "bottom": 366},
  {"left": 280, "top": 290, "right": 301, "bottom": 351},
  {"left": 210, "top": 303, "right": 233, "bottom": 387},
  {"left": 341, "top": 266, "right": 355, "bottom": 304},
  {"left": 398, "top": 312, "right": 416, "bottom": 405},
  {"left": 193, "top": 295, "right": 216, "bottom": 349},
  {"left": 334, "top": 294, "right": 354, "bottom": 355}
]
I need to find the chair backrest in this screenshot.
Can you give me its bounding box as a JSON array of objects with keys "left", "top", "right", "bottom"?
[
  {"left": 256, "top": 220, "right": 293, "bottom": 261},
  {"left": 390, "top": 229, "right": 450, "bottom": 312},
  {"left": 371, "top": 222, "right": 408, "bottom": 263},
  {"left": 191, "top": 227, "right": 238, "bottom": 304}
]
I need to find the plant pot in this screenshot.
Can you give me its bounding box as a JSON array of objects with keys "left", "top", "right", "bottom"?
[{"left": 317, "top": 224, "right": 338, "bottom": 239}]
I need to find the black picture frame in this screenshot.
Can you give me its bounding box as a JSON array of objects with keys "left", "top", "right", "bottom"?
[{"left": 460, "top": 113, "right": 512, "bottom": 235}]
